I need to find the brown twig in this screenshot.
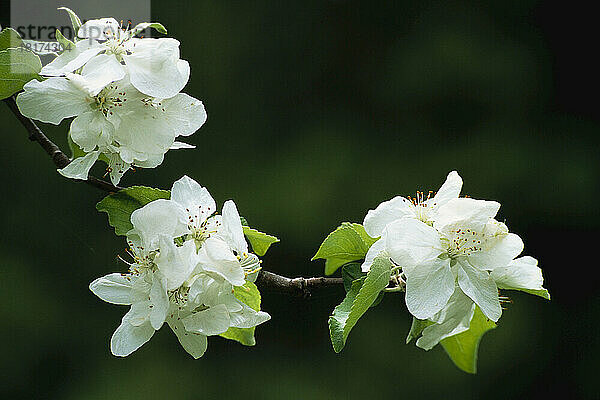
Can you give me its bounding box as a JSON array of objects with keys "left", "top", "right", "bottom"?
[
  {"left": 256, "top": 270, "right": 344, "bottom": 298},
  {"left": 4, "top": 95, "right": 122, "bottom": 193},
  {"left": 5, "top": 93, "right": 346, "bottom": 295}
]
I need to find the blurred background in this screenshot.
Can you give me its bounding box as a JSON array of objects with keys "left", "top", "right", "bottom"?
[{"left": 1, "top": 1, "right": 599, "bottom": 398}]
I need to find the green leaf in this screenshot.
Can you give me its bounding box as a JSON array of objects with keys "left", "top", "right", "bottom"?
[
  {"left": 132, "top": 22, "right": 168, "bottom": 36},
  {"left": 329, "top": 255, "right": 392, "bottom": 353},
  {"left": 96, "top": 186, "right": 170, "bottom": 236},
  {"left": 220, "top": 282, "right": 262, "bottom": 346},
  {"left": 0, "top": 28, "right": 24, "bottom": 50},
  {"left": 341, "top": 262, "right": 364, "bottom": 292},
  {"left": 406, "top": 317, "right": 433, "bottom": 344},
  {"left": 55, "top": 29, "right": 75, "bottom": 53},
  {"left": 242, "top": 226, "right": 279, "bottom": 256},
  {"left": 58, "top": 7, "right": 82, "bottom": 36},
  {"left": 0, "top": 48, "right": 42, "bottom": 100},
  {"left": 440, "top": 307, "right": 496, "bottom": 374},
  {"left": 313, "top": 222, "right": 377, "bottom": 276}
]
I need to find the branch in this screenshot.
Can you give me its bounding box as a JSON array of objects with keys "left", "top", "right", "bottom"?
[
  {"left": 4, "top": 95, "right": 122, "bottom": 193},
  {"left": 5, "top": 94, "right": 345, "bottom": 298},
  {"left": 256, "top": 270, "right": 344, "bottom": 298}
]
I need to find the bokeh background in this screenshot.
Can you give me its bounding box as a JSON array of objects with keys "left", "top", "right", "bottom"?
[{"left": 1, "top": 1, "right": 599, "bottom": 398}]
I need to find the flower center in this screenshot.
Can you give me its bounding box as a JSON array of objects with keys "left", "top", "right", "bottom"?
[{"left": 94, "top": 84, "right": 127, "bottom": 117}]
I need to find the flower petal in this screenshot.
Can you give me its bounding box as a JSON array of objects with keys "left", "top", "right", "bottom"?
[
  {"left": 171, "top": 175, "right": 216, "bottom": 223},
  {"left": 416, "top": 289, "right": 476, "bottom": 350},
  {"left": 229, "top": 303, "right": 271, "bottom": 329},
  {"left": 130, "top": 199, "right": 188, "bottom": 250},
  {"left": 89, "top": 273, "right": 133, "bottom": 305},
  {"left": 167, "top": 315, "right": 208, "bottom": 359},
  {"left": 68, "top": 53, "right": 126, "bottom": 96},
  {"left": 123, "top": 38, "right": 189, "bottom": 98},
  {"left": 149, "top": 273, "right": 169, "bottom": 330},
  {"left": 385, "top": 218, "right": 444, "bottom": 267},
  {"left": 457, "top": 261, "right": 501, "bottom": 322},
  {"left": 58, "top": 150, "right": 100, "bottom": 180},
  {"left": 110, "top": 312, "right": 155, "bottom": 357},
  {"left": 404, "top": 257, "right": 454, "bottom": 319},
  {"left": 363, "top": 196, "right": 415, "bottom": 238},
  {"left": 360, "top": 238, "right": 386, "bottom": 272},
  {"left": 160, "top": 93, "right": 207, "bottom": 137},
  {"left": 426, "top": 171, "right": 463, "bottom": 211},
  {"left": 70, "top": 111, "right": 114, "bottom": 152},
  {"left": 434, "top": 198, "right": 501, "bottom": 233},
  {"left": 16, "top": 78, "right": 90, "bottom": 124},
  {"left": 182, "top": 304, "right": 231, "bottom": 336},
  {"left": 490, "top": 256, "right": 549, "bottom": 299},
  {"left": 468, "top": 232, "right": 524, "bottom": 271},
  {"left": 220, "top": 200, "right": 248, "bottom": 254},
  {"left": 197, "top": 237, "right": 245, "bottom": 286},
  {"left": 78, "top": 18, "right": 121, "bottom": 40},
  {"left": 40, "top": 39, "right": 105, "bottom": 76},
  {"left": 155, "top": 237, "right": 197, "bottom": 290}
]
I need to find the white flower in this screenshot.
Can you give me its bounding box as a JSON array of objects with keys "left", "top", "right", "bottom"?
[
  {"left": 361, "top": 171, "right": 548, "bottom": 343},
  {"left": 130, "top": 176, "right": 257, "bottom": 286},
  {"left": 16, "top": 68, "right": 206, "bottom": 185},
  {"left": 42, "top": 18, "right": 190, "bottom": 99},
  {"left": 361, "top": 171, "right": 462, "bottom": 272}
]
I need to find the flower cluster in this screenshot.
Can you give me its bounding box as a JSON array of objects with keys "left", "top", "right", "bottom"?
[
  {"left": 16, "top": 16, "right": 206, "bottom": 185},
  {"left": 362, "top": 171, "right": 549, "bottom": 350},
  {"left": 90, "top": 176, "right": 270, "bottom": 358}
]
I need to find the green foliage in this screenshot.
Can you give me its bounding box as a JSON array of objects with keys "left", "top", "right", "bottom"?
[
  {"left": 405, "top": 317, "right": 433, "bottom": 344},
  {"left": 242, "top": 226, "right": 279, "bottom": 256},
  {"left": 132, "top": 23, "right": 168, "bottom": 36},
  {"left": 0, "top": 47, "right": 42, "bottom": 100},
  {"left": 220, "top": 282, "right": 262, "bottom": 346},
  {"left": 55, "top": 29, "right": 75, "bottom": 53},
  {"left": 341, "top": 262, "right": 363, "bottom": 292},
  {"left": 440, "top": 307, "right": 496, "bottom": 374},
  {"left": 0, "top": 28, "right": 23, "bottom": 50},
  {"left": 96, "top": 186, "right": 170, "bottom": 235},
  {"left": 58, "top": 7, "right": 82, "bottom": 37},
  {"left": 312, "top": 222, "right": 377, "bottom": 275},
  {"left": 329, "top": 255, "right": 392, "bottom": 353}
]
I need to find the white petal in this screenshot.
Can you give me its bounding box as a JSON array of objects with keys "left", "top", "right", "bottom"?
[
  {"left": 363, "top": 196, "right": 415, "bottom": 238},
  {"left": 58, "top": 151, "right": 100, "bottom": 180},
  {"left": 130, "top": 199, "right": 189, "bottom": 250},
  {"left": 491, "top": 256, "right": 549, "bottom": 298},
  {"left": 155, "top": 237, "right": 197, "bottom": 290},
  {"left": 385, "top": 218, "right": 444, "bottom": 267},
  {"left": 167, "top": 315, "right": 208, "bottom": 359},
  {"left": 170, "top": 141, "right": 195, "bottom": 150},
  {"left": 110, "top": 312, "right": 155, "bottom": 357},
  {"left": 198, "top": 237, "right": 246, "bottom": 286},
  {"left": 426, "top": 171, "right": 463, "bottom": 211},
  {"left": 221, "top": 200, "right": 248, "bottom": 254},
  {"left": 182, "top": 304, "right": 231, "bottom": 336},
  {"left": 457, "top": 261, "right": 501, "bottom": 322},
  {"left": 159, "top": 93, "right": 207, "bottom": 137},
  {"left": 78, "top": 18, "right": 121, "bottom": 40},
  {"left": 404, "top": 257, "right": 455, "bottom": 319},
  {"left": 70, "top": 111, "right": 114, "bottom": 152},
  {"left": 123, "top": 38, "right": 189, "bottom": 98},
  {"left": 89, "top": 273, "right": 133, "bottom": 305},
  {"left": 360, "top": 238, "right": 386, "bottom": 272},
  {"left": 170, "top": 175, "right": 216, "bottom": 218},
  {"left": 40, "top": 40, "right": 105, "bottom": 76},
  {"left": 416, "top": 289, "right": 476, "bottom": 350},
  {"left": 468, "top": 233, "right": 524, "bottom": 271},
  {"left": 229, "top": 303, "right": 271, "bottom": 329},
  {"left": 149, "top": 273, "right": 169, "bottom": 330},
  {"left": 188, "top": 273, "right": 226, "bottom": 306},
  {"left": 434, "top": 198, "right": 501, "bottom": 233},
  {"left": 16, "top": 78, "right": 90, "bottom": 124},
  {"left": 68, "top": 53, "right": 126, "bottom": 96},
  {"left": 106, "top": 153, "right": 131, "bottom": 186}
]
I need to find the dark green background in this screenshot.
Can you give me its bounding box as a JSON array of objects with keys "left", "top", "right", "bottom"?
[{"left": 1, "top": 1, "right": 598, "bottom": 398}]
